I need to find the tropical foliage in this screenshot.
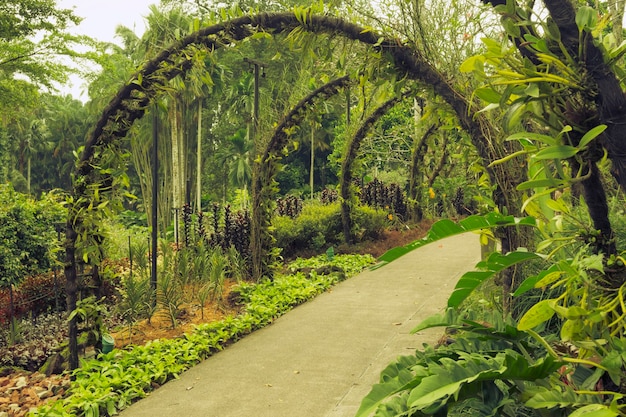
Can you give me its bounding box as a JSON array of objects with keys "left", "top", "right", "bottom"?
[{"left": 3, "top": 0, "right": 626, "bottom": 415}]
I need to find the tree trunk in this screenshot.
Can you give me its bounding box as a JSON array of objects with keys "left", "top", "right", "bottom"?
[
  {"left": 571, "top": 159, "right": 615, "bottom": 254},
  {"left": 408, "top": 124, "right": 437, "bottom": 222},
  {"left": 427, "top": 135, "right": 449, "bottom": 188},
  {"left": 250, "top": 160, "right": 264, "bottom": 281},
  {"left": 64, "top": 223, "right": 79, "bottom": 372},
  {"left": 170, "top": 98, "right": 184, "bottom": 244},
  {"left": 310, "top": 123, "right": 315, "bottom": 200},
  {"left": 196, "top": 100, "right": 203, "bottom": 212}
]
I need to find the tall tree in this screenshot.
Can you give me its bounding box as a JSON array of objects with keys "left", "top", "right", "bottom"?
[
  {"left": 0, "top": 0, "right": 82, "bottom": 89},
  {"left": 0, "top": 0, "right": 88, "bottom": 188}
]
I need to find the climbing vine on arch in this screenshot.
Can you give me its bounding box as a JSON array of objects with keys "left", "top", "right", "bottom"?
[
  {"left": 65, "top": 4, "right": 528, "bottom": 369},
  {"left": 250, "top": 75, "right": 354, "bottom": 280},
  {"left": 339, "top": 89, "right": 414, "bottom": 244}
]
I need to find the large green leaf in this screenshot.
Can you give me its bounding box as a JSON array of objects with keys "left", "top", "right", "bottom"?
[
  {"left": 513, "top": 264, "right": 560, "bottom": 297},
  {"left": 475, "top": 87, "right": 501, "bottom": 103},
  {"left": 526, "top": 386, "right": 609, "bottom": 411},
  {"left": 514, "top": 263, "right": 561, "bottom": 296},
  {"left": 575, "top": 5, "right": 597, "bottom": 31},
  {"left": 534, "top": 145, "right": 578, "bottom": 160},
  {"left": 504, "top": 101, "right": 527, "bottom": 133},
  {"left": 506, "top": 131, "right": 558, "bottom": 146},
  {"left": 407, "top": 355, "right": 503, "bottom": 409},
  {"left": 357, "top": 338, "right": 562, "bottom": 416},
  {"left": 412, "top": 308, "right": 524, "bottom": 347},
  {"left": 447, "top": 250, "right": 542, "bottom": 308},
  {"left": 516, "top": 178, "right": 567, "bottom": 191},
  {"left": 578, "top": 125, "right": 607, "bottom": 149},
  {"left": 374, "top": 213, "right": 536, "bottom": 269},
  {"left": 499, "top": 352, "right": 562, "bottom": 380},
  {"left": 447, "top": 271, "right": 492, "bottom": 307},
  {"left": 569, "top": 405, "right": 619, "bottom": 417},
  {"left": 406, "top": 351, "right": 561, "bottom": 410},
  {"left": 517, "top": 299, "right": 556, "bottom": 330},
  {"left": 355, "top": 356, "right": 426, "bottom": 417},
  {"left": 411, "top": 308, "right": 459, "bottom": 333},
  {"left": 460, "top": 55, "right": 485, "bottom": 73}
]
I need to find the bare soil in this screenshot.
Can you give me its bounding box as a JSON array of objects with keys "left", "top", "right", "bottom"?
[{"left": 111, "top": 280, "right": 242, "bottom": 350}]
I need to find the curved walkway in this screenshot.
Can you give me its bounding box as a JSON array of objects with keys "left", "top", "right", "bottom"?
[{"left": 120, "top": 233, "right": 481, "bottom": 417}]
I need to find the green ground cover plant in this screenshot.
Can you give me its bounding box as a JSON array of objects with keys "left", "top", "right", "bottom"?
[{"left": 30, "top": 253, "right": 374, "bottom": 417}]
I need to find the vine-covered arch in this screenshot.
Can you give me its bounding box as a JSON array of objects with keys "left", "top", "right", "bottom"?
[
  {"left": 250, "top": 75, "right": 354, "bottom": 280},
  {"left": 339, "top": 90, "right": 414, "bottom": 244},
  {"left": 65, "top": 9, "right": 519, "bottom": 369}
]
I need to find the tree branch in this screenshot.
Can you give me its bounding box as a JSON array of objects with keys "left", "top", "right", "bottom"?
[{"left": 542, "top": 0, "right": 626, "bottom": 190}]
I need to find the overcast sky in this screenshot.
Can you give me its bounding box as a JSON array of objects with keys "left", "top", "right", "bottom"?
[{"left": 57, "top": 0, "right": 157, "bottom": 100}]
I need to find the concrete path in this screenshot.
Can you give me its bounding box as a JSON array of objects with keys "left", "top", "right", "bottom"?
[{"left": 119, "top": 233, "right": 481, "bottom": 417}]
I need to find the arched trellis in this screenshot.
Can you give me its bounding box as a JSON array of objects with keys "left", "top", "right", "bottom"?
[
  {"left": 339, "top": 90, "right": 414, "bottom": 244},
  {"left": 252, "top": 76, "right": 422, "bottom": 279},
  {"left": 65, "top": 9, "right": 524, "bottom": 369},
  {"left": 250, "top": 74, "right": 354, "bottom": 280},
  {"left": 408, "top": 122, "right": 440, "bottom": 219}
]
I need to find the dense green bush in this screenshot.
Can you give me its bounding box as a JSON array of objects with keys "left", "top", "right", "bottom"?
[
  {"left": 351, "top": 204, "right": 389, "bottom": 240},
  {"left": 273, "top": 201, "right": 387, "bottom": 257},
  {"left": 0, "top": 185, "right": 65, "bottom": 288},
  {"left": 100, "top": 220, "right": 150, "bottom": 262}
]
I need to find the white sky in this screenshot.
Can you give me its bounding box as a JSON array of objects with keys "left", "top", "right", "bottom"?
[{"left": 57, "top": 0, "right": 157, "bottom": 101}]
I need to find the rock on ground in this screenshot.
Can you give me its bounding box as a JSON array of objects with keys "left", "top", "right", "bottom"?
[{"left": 0, "top": 371, "right": 69, "bottom": 417}]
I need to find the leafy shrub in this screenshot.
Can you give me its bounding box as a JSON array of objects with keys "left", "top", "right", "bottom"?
[
  {"left": 0, "top": 185, "right": 65, "bottom": 288},
  {"left": 287, "top": 253, "right": 376, "bottom": 277},
  {"left": 274, "top": 201, "right": 387, "bottom": 257},
  {"left": 117, "top": 210, "right": 147, "bottom": 228},
  {"left": 116, "top": 271, "right": 153, "bottom": 341},
  {"left": 101, "top": 220, "right": 150, "bottom": 263},
  {"left": 356, "top": 308, "right": 562, "bottom": 417},
  {"left": 157, "top": 271, "right": 184, "bottom": 329},
  {"left": 351, "top": 204, "right": 388, "bottom": 241},
  {"left": 273, "top": 202, "right": 342, "bottom": 257}
]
